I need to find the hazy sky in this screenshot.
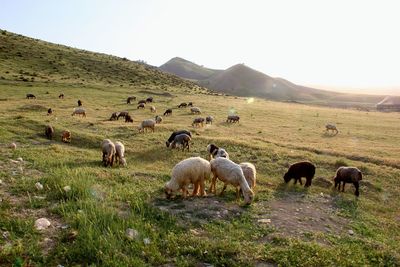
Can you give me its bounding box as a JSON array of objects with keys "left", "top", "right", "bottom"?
[{"left": 1, "top": 0, "right": 399, "bottom": 94}]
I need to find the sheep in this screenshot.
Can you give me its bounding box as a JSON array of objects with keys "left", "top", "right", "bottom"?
[
  {"left": 138, "top": 99, "right": 146, "bottom": 105},
  {"left": 166, "top": 130, "right": 192, "bottom": 147},
  {"left": 59, "top": 93, "right": 64, "bottom": 99},
  {"left": 206, "top": 116, "right": 213, "bottom": 124},
  {"left": 146, "top": 97, "right": 153, "bottom": 103},
  {"left": 71, "top": 108, "right": 86, "bottom": 117},
  {"left": 61, "top": 130, "right": 71, "bottom": 143},
  {"left": 164, "top": 157, "right": 211, "bottom": 199},
  {"left": 283, "top": 161, "right": 316, "bottom": 187},
  {"left": 127, "top": 96, "right": 136, "bottom": 104},
  {"left": 109, "top": 112, "right": 118, "bottom": 121},
  {"left": 137, "top": 103, "right": 145, "bottom": 109},
  {"left": 138, "top": 119, "right": 156, "bottom": 133},
  {"left": 45, "top": 125, "right": 54, "bottom": 140},
  {"left": 209, "top": 157, "right": 254, "bottom": 204},
  {"left": 47, "top": 108, "right": 53, "bottom": 115},
  {"left": 239, "top": 162, "right": 256, "bottom": 189},
  {"left": 188, "top": 102, "right": 193, "bottom": 107},
  {"left": 114, "top": 141, "right": 127, "bottom": 166},
  {"left": 333, "top": 166, "right": 363, "bottom": 196},
  {"left": 77, "top": 100, "right": 82, "bottom": 106},
  {"left": 101, "top": 139, "right": 116, "bottom": 167},
  {"left": 227, "top": 115, "right": 240, "bottom": 123},
  {"left": 26, "top": 94, "right": 36, "bottom": 99},
  {"left": 192, "top": 117, "right": 205, "bottom": 127},
  {"left": 155, "top": 115, "right": 163, "bottom": 124},
  {"left": 125, "top": 114, "right": 133, "bottom": 123},
  {"left": 150, "top": 106, "right": 156, "bottom": 113},
  {"left": 164, "top": 109, "right": 172, "bottom": 116},
  {"left": 178, "top": 102, "right": 187, "bottom": 108},
  {"left": 326, "top": 123, "right": 339, "bottom": 135},
  {"left": 207, "top": 144, "right": 229, "bottom": 160},
  {"left": 117, "top": 111, "right": 129, "bottom": 120},
  {"left": 190, "top": 107, "right": 201, "bottom": 114},
  {"left": 170, "top": 134, "right": 191, "bottom": 151}
]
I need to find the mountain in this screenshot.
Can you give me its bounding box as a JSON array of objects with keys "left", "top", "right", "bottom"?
[{"left": 159, "top": 57, "right": 221, "bottom": 80}]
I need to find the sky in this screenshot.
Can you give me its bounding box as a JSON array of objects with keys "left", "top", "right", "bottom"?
[{"left": 1, "top": 0, "right": 400, "bottom": 95}]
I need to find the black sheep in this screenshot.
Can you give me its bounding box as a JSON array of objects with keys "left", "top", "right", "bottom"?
[
  {"left": 166, "top": 130, "right": 192, "bottom": 147},
  {"left": 284, "top": 161, "right": 316, "bottom": 187}
]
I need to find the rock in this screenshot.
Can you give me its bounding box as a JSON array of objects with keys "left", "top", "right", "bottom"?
[
  {"left": 16, "top": 157, "right": 23, "bottom": 162},
  {"left": 258, "top": 218, "right": 271, "bottom": 224},
  {"left": 125, "top": 228, "right": 139, "bottom": 240},
  {"left": 35, "top": 218, "right": 51, "bottom": 230},
  {"left": 9, "top": 159, "right": 19, "bottom": 164},
  {"left": 143, "top": 238, "right": 151, "bottom": 245},
  {"left": 0, "top": 179, "right": 3, "bottom": 185},
  {"left": 63, "top": 185, "right": 71, "bottom": 192},
  {"left": 35, "top": 182, "right": 44, "bottom": 190},
  {"left": 190, "top": 229, "right": 200, "bottom": 235},
  {"left": 348, "top": 230, "right": 354, "bottom": 235},
  {"left": 222, "top": 210, "right": 229, "bottom": 215},
  {"left": 9, "top": 143, "right": 17, "bottom": 149}
]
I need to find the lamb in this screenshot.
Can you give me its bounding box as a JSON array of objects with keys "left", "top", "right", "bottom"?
[
  {"left": 117, "top": 111, "right": 129, "bottom": 120},
  {"left": 283, "top": 161, "right": 316, "bottom": 187},
  {"left": 77, "top": 100, "right": 82, "bottom": 106},
  {"left": 209, "top": 157, "right": 254, "bottom": 204},
  {"left": 169, "top": 134, "right": 191, "bottom": 151},
  {"left": 192, "top": 117, "right": 205, "bottom": 127},
  {"left": 138, "top": 119, "right": 156, "bottom": 133},
  {"left": 166, "top": 130, "right": 192, "bottom": 147},
  {"left": 333, "top": 167, "right": 363, "bottom": 196},
  {"left": 125, "top": 114, "right": 133, "bottom": 123},
  {"left": 137, "top": 103, "right": 145, "bottom": 109},
  {"left": 227, "top": 115, "right": 240, "bottom": 123},
  {"left": 190, "top": 107, "right": 201, "bottom": 114},
  {"left": 109, "top": 112, "right": 118, "bottom": 121},
  {"left": 45, "top": 125, "right": 54, "bottom": 140},
  {"left": 126, "top": 96, "right": 136, "bottom": 104},
  {"left": 72, "top": 108, "right": 86, "bottom": 117},
  {"left": 59, "top": 93, "right": 64, "bottom": 99},
  {"left": 163, "top": 109, "right": 172, "bottom": 116},
  {"left": 206, "top": 116, "right": 213, "bottom": 124},
  {"left": 239, "top": 162, "right": 256, "bottom": 189},
  {"left": 164, "top": 157, "right": 211, "bottom": 199},
  {"left": 155, "top": 115, "right": 163, "bottom": 124},
  {"left": 178, "top": 102, "right": 187, "bottom": 108},
  {"left": 146, "top": 97, "right": 153, "bottom": 103},
  {"left": 61, "top": 130, "right": 71, "bottom": 143},
  {"left": 150, "top": 106, "right": 156, "bottom": 113},
  {"left": 207, "top": 144, "right": 229, "bottom": 160},
  {"left": 26, "top": 93, "right": 36, "bottom": 99},
  {"left": 114, "top": 141, "right": 127, "bottom": 166},
  {"left": 101, "top": 139, "right": 116, "bottom": 167},
  {"left": 326, "top": 123, "right": 339, "bottom": 135}
]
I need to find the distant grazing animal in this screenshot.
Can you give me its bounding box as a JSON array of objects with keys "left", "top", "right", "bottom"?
[
  {"left": 155, "top": 115, "right": 163, "bottom": 124},
  {"left": 109, "top": 112, "right": 118, "bottom": 121},
  {"left": 59, "top": 93, "right": 64, "bottom": 99},
  {"left": 137, "top": 103, "right": 145, "bottom": 109},
  {"left": 164, "top": 157, "right": 211, "bottom": 199},
  {"left": 206, "top": 116, "right": 213, "bottom": 124},
  {"left": 150, "top": 106, "right": 156, "bottom": 113},
  {"left": 138, "top": 99, "right": 146, "bottom": 105},
  {"left": 47, "top": 108, "right": 53, "bottom": 115},
  {"left": 170, "top": 134, "right": 191, "bottom": 151},
  {"left": 207, "top": 144, "right": 229, "bottom": 160},
  {"left": 188, "top": 102, "right": 193, "bottom": 107},
  {"left": 166, "top": 130, "right": 192, "bottom": 147},
  {"left": 146, "top": 97, "right": 153, "bottom": 103},
  {"left": 117, "top": 111, "right": 129, "bottom": 120},
  {"left": 178, "top": 102, "right": 187, "bottom": 108},
  {"left": 45, "top": 125, "right": 54, "bottom": 140},
  {"left": 190, "top": 107, "right": 201, "bottom": 114},
  {"left": 325, "top": 123, "right": 339, "bottom": 135},
  {"left": 71, "top": 108, "right": 86, "bottom": 117},
  {"left": 125, "top": 114, "right": 133, "bottom": 123},
  {"left": 26, "top": 94, "right": 36, "bottom": 99},
  {"left": 138, "top": 119, "right": 156, "bottom": 133},
  {"left": 61, "top": 130, "right": 71, "bottom": 143},
  {"left": 126, "top": 96, "right": 136, "bottom": 104},
  {"left": 334, "top": 166, "right": 363, "bottom": 196},
  {"left": 114, "top": 141, "right": 127, "bottom": 166},
  {"left": 163, "top": 109, "right": 172, "bottom": 116},
  {"left": 77, "top": 100, "right": 82, "bottom": 106},
  {"left": 227, "top": 115, "right": 240, "bottom": 123},
  {"left": 192, "top": 117, "right": 205, "bottom": 127},
  {"left": 101, "top": 139, "right": 116, "bottom": 167},
  {"left": 284, "top": 161, "right": 316, "bottom": 187}
]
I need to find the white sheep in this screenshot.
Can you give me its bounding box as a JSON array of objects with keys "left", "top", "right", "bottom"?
[
  {"left": 165, "top": 157, "right": 211, "bottom": 199},
  {"left": 190, "top": 107, "right": 201, "bottom": 114},
  {"left": 150, "top": 106, "right": 156, "bottom": 113},
  {"left": 101, "top": 139, "right": 116, "bottom": 167},
  {"left": 138, "top": 119, "right": 156, "bottom": 133},
  {"left": 209, "top": 157, "right": 254, "bottom": 204},
  {"left": 114, "top": 141, "right": 127, "bottom": 166},
  {"left": 155, "top": 115, "right": 163, "bottom": 124},
  {"left": 239, "top": 162, "right": 256, "bottom": 189},
  {"left": 72, "top": 108, "right": 86, "bottom": 117}
]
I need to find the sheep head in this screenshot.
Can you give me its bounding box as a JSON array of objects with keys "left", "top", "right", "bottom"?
[
  {"left": 243, "top": 189, "right": 254, "bottom": 205},
  {"left": 283, "top": 172, "right": 291, "bottom": 183}
]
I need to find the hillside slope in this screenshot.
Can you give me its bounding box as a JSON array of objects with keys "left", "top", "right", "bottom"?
[{"left": 159, "top": 57, "right": 221, "bottom": 80}]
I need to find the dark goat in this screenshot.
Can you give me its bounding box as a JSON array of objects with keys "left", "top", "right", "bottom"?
[
  {"left": 117, "top": 111, "right": 129, "bottom": 120},
  {"left": 284, "top": 161, "right": 316, "bottom": 187},
  {"left": 45, "top": 125, "right": 54, "bottom": 140},
  {"left": 125, "top": 114, "right": 134, "bottom": 123},
  {"left": 127, "top": 96, "right": 136, "bottom": 104},
  {"left": 109, "top": 112, "right": 118, "bottom": 121},
  {"left": 163, "top": 109, "right": 172, "bottom": 116},
  {"left": 166, "top": 130, "right": 192, "bottom": 147},
  {"left": 146, "top": 97, "right": 153, "bottom": 103},
  {"left": 77, "top": 100, "right": 82, "bottom": 106},
  {"left": 26, "top": 94, "right": 36, "bottom": 99},
  {"left": 178, "top": 103, "right": 187, "bottom": 108}
]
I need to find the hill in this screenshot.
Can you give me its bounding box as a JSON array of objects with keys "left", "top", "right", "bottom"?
[{"left": 159, "top": 57, "right": 221, "bottom": 80}]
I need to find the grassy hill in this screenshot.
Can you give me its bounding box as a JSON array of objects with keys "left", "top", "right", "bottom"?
[
  {"left": 159, "top": 57, "right": 221, "bottom": 80},
  {"left": 0, "top": 30, "right": 399, "bottom": 266}
]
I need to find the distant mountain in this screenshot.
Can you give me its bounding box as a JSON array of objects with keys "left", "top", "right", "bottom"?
[{"left": 159, "top": 57, "right": 221, "bottom": 80}]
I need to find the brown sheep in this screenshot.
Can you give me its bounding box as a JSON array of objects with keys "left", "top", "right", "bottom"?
[
  {"left": 284, "top": 161, "right": 316, "bottom": 187},
  {"left": 137, "top": 103, "right": 145, "bottom": 109},
  {"left": 61, "top": 130, "right": 71, "bottom": 143},
  {"left": 164, "top": 109, "right": 172, "bottom": 116},
  {"left": 334, "top": 167, "right": 363, "bottom": 196},
  {"left": 125, "top": 114, "right": 133, "bottom": 123},
  {"left": 26, "top": 94, "right": 36, "bottom": 99},
  {"left": 45, "top": 125, "right": 54, "bottom": 140}
]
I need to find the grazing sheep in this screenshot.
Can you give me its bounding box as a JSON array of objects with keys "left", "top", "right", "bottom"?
[
  {"left": 164, "top": 109, "right": 172, "bottom": 116},
  {"left": 165, "top": 157, "right": 211, "bottom": 199},
  {"left": 155, "top": 115, "right": 163, "bottom": 124},
  {"left": 190, "top": 107, "right": 201, "bottom": 114},
  {"left": 240, "top": 162, "right": 256, "bottom": 189},
  {"left": 101, "top": 139, "right": 116, "bottom": 167},
  {"left": 114, "top": 141, "right": 127, "bottom": 166},
  {"left": 26, "top": 94, "right": 36, "bottom": 99},
  {"left": 192, "top": 117, "right": 205, "bottom": 127},
  {"left": 71, "top": 108, "right": 86, "bottom": 117},
  {"left": 125, "top": 114, "right": 133, "bottom": 123},
  {"left": 166, "top": 130, "right": 192, "bottom": 147},
  {"left": 178, "top": 102, "right": 187, "bottom": 108},
  {"left": 206, "top": 116, "right": 213, "bottom": 124},
  {"left": 188, "top": 102, "right": 193, "bottom": 107},
  {"left": 138, "top": 119, "right": 156, "bottom": 133},
  {"left": 207, "top": 144, "right": 229, "bottom": 160},
  {"left": 137, "top": 103, "right": 145, "bottom": 109},
  {"left": 45, "top": 125, "right": 54, "bottom": 140},
  {"left": 284, "top": 161, "right": 316, "bottom": 187},
  {"left": 138, "top": 99, "right": 146, "bottom": 105},
  {"left": 127, "top": 96, "right": 136, "bottom": 104},
  {"left": 59, "top": 93, "right": 64, "bottom": 99},
  {"left": 150, "top": 106, "right": 156, "bottom": 113},
  {"left": 109, "top": 112, "right": 118, "bottom": 121},
  {"left": 227, "top": 115, "right": 240, "bottom": 123},
  {"left": 47, "top": 108, "right": 53, "bottom": 115},
  {"left": 61, "top": 130, "right": 71, "bottom": 143},
  {"left": 326, "top": 123, "right": 339, "bottom": 135},
  {"left": 209, "top": 157, "right": 254, "bottom": 204},
  {"left": 146, "top": 97, "right": 153, "bottom": 103},
  {"left": 334, "top": 167, "right": 363, "bottom": 196},
  {"left": 170, "top": 134, "right": 191, "bottom": 151},
  {"left": 117, "top": 111, "right": 129, "bottom": 120},
  {"left": 77, "top": 100, "right": 82, "bottom": 106}
]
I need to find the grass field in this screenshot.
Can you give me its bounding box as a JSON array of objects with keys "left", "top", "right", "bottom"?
[{"left": 0, "top": 79, "right": 399, "bottom": 266}]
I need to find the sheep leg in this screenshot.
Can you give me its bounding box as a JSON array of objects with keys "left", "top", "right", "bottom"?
[
  {"left": 219, "top": 184, "right": 227, "bottom": 196},
  {"left": 236, "top": 187, "right": 241, "bottom": 200},
  {"left": 199, "top": 181, "right": 206, "bottom": 196},
  {"left": 210, "top": 175, "right": 217, "bottom": 194},
  {"left": 353, "top": 182, "right": 360, "bottom": 197},
  {"left": 298, "top": 178, "right": 303, "bottom": 185},
  {"left": 192, "top": 182, "right": 199, "bottom": 196},
  {"left": 182, "top": 186, "right": 188, "bottom": 199},
  {"left": 341, "top": 182, "right": 346, "bottom": 192}
]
